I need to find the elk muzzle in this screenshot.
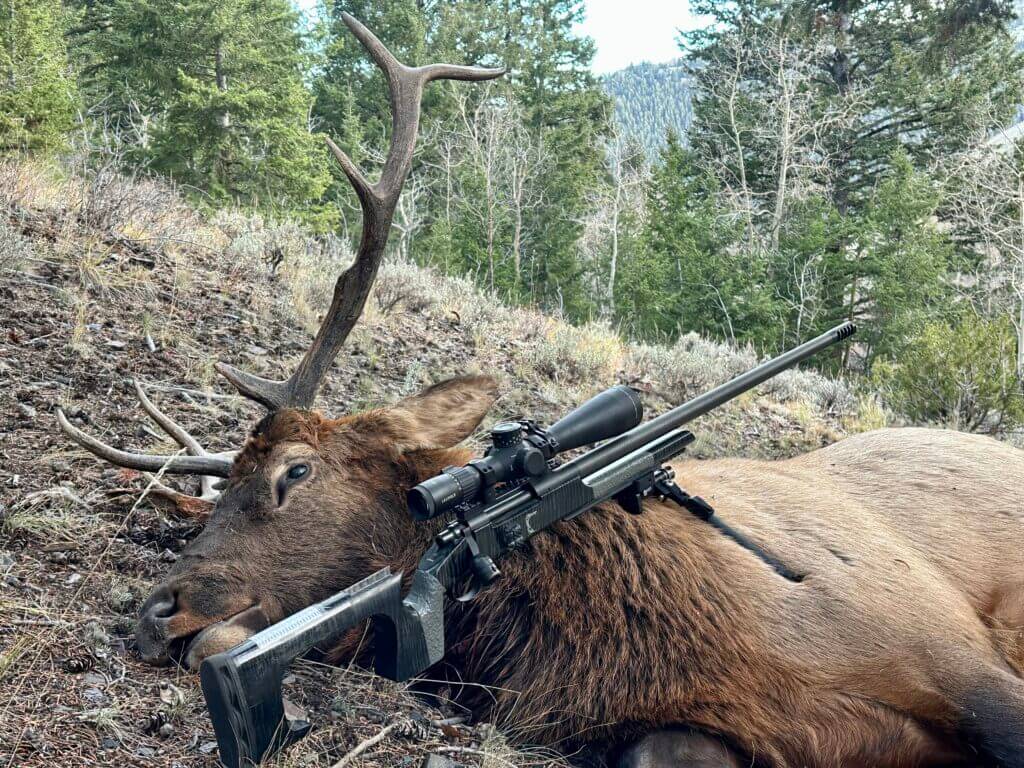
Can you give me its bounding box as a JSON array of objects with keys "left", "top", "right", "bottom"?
[{"left": 136, "top": 575, "right": 270, "bottom": 668}]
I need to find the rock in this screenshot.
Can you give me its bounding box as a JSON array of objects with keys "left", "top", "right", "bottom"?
[
  {"left": 420, "top": 756, "right": 462, "bottom": 768},
  {"left": 65, "top": 572, "right": 82, "bottom": 586},
  {"left": 160, "top": 549, "right": 179, "bottom": 563},
  {"left": 105, "top": 339, "right": 127, "bottom": 350},
  {"left": 100, "top": 737, "right": 119, "bottom": 749},
  {"left": 84, "top": 620, "right": 111, "bottom": 647},
  {"left": 158, "top": 681, "right": 184, "bottom": 708},
  {"left": 135, "top": 745, "right": 156, "bottom": 757},
  {"left": 82, "top": 672, "right": 106, "bottom": 686},
  {"left": 49, "top": 458, "right": 71, "bottom": 473},
  {"left": 199, "top": 741, "right": 219, "bottom": 755},
  {"left": 0, "top": 551, "right": 14, "bottom": 570},
  {"left": 16, "top": 402, "right": 36, "bottom": 419},
  {"left": 159, "top": 723, "right": 175, "bottom": 738},
  {"left": 83, "top": 687, "right": 108, "bottom": 705}
]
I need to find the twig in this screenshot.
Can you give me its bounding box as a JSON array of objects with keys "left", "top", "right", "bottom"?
[
  {"left": 141, "top": 383, "right": 240, "bottom": 402},
  {"left": 330, "top": 721, "right": 402, "bottom": 768},
  {"left": 435, "top": 746, "right": 517, "bottom": 767},
  {"left": 431, "top": 715, "right": 469, "bottom": 728}
]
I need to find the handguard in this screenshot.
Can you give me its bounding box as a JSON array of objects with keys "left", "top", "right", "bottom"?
[{"left": 199, "top": 567, "right": 446, "bottom": 768}]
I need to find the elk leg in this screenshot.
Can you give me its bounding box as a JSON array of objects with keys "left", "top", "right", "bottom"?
[
  {"left": 938, "top": 651, "right": 1024, "bottom": 768},
  {"left": 616, "top": 729, "right": 744, "bottom": 768}
]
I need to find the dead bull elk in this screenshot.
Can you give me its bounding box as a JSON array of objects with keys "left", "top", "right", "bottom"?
[{"left": 58, "top": 14, "right": 1024, "bottom": 768}]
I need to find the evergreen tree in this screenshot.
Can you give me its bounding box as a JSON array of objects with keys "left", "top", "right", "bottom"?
[
  {"left": 71, "top": 0, "right": 330, "bottom": 217},
  {"left": 671, "top": 0, "right": 1019, "bottom": 364},
  {"left": 639, "top": 133, "right": 776, "bottom": 344},
  {"left": 0, "top": 0, "right": 77, "bottom": 155},
  {"left": 686, "top": 0, "right": 1024, "bottom": 213}
]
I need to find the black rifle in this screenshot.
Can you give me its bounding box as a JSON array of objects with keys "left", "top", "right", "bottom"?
[{"left": 199, "top": 322, "right": 856, "bottom": 768}]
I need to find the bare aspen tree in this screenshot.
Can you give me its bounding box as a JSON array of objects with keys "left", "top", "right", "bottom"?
[
  {"left": 942, "top": 124, "right": 1024, "bottom": 382},
  {"left": 695, "top": 24, "right": 862, "bottom": 340},
  {"left": 580, "top": 126, "right": 647, "bottom": 319},
  {"left": 446, "top": 87, "right": 549, "bottom": 293},
  {"left": 506, "top": 114, "right": 549, "bottom": 293},
  {"left": 455, "top": 87, "right": 509, "bottom": 290}
]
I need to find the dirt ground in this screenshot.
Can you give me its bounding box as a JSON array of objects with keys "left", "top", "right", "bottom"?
[{"left": 0, "top": 164, "right": 858, "bottom": 768}]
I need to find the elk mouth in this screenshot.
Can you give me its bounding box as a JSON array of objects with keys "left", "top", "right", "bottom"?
[{"left": 162, "top": 604, "right": 271, "bottom": 670}]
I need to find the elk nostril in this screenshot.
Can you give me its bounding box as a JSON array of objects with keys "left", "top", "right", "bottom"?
[{"left": 142, "top": 584, "right": 177, "bottom": 620}]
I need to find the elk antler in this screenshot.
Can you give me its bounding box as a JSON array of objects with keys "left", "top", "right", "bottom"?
[
  {"left": 55, "top": 16, "right": 501, "bottom": 507},
  {"left": 215, "top": 13, "right": 505, "bottom": 410},
  {"left": 57, "top": 381, "right": 235, "bottom": 515}
]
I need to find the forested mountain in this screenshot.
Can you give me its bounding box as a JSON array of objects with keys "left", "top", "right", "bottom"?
[{"left": 602, "top": 59, "right": 692, "bottom": 157}]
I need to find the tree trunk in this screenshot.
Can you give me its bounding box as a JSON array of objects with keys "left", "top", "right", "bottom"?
[
  {"left": 608, "top": 189, "right": 620, "bottom": 317},
  {"left": 512, "top": 198, "right": 522, "bottom": 293},
  {"left": 7, "top": 0, "right": 16, "bottom": 89},
  {"left": 215, "top": 37, "right": 230, "bottom": 129}
]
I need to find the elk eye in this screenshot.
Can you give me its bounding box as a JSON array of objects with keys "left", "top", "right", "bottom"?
[{"left": 286, "top": 463, "right": 309, "bottom": 482}]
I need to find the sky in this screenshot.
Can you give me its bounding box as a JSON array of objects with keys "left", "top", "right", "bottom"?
[
  {"left": 576, "top": 0, "right": 704, "bottom": 73},
  {"left": 296, "top": 2, "right": 704, "bottom": 75}
]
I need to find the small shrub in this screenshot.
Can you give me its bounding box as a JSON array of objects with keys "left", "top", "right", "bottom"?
[
  {"left": 851, "top": 394, "right": 890, "bottom": 433},
  {"left": 523, "top": 320, "right": 624, "bottom": 384},
  {"left": 762, "top": 369, "right": 856, "bottom": 414},
  {"left": 375, "top": 260, "right": 440, "bottom": 315},
  {"left": 626, "top": 333, "right": 757, "bottom": 401},
  {"left": 873, "top": 314, "right": 1024, "bottom": 434},
  {"left": 0, "top": 219, "right": 32, "bottom": 271}
]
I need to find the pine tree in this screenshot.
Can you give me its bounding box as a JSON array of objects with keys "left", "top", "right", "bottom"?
[
  {"left": 639, "top": 133, "right": 776, "bottom": 345},
  {"left": 71, "top": 0, "right": 330, "bottom": 217},
  {"left": 686, "top": 0, "right": 1024, "bottom": 214},
  {"left": 675, "top": 0, "right": 1019, "bottom": 363},
  {"left": 0, "top": 0, "right": 77, "bottom": 155}
]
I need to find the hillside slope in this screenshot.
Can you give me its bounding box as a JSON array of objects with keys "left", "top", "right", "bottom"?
[{"left": 0, "top": 160, "right": 873, "bottom": 767}]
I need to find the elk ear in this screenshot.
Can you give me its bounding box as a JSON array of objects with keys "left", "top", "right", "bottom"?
[{"left": 370, "top": 375, "right": 499, "bottom": 452}]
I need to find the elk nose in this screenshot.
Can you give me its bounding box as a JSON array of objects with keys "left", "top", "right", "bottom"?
[{"left": 136, "top": 584, "right": 177, "bottom": 664}]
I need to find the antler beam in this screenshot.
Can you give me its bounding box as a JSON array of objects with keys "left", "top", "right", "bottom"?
[
  {"left": 215, "top": 13, "right": 505, "bottom": 410},
  {"left": 57, "top": 381, "right": 235, "bottom": 481}
]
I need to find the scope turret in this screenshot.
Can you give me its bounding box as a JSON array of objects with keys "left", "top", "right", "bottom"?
[{"left": 407, "top": 385, "right": 643, "bottom": 521}]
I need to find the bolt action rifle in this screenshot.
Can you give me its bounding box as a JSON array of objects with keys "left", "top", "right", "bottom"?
[{"left": 199, "top": 322, "right": 857, "bottom": 768}]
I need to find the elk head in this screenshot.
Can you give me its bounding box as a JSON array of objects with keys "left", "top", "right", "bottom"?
[{"left": 57, "top": 14, "right": 504, "bottom": 667}]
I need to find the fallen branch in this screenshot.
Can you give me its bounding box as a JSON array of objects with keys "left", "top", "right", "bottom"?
[{"left": 330, "top": 721, "right": 402, "bottom": 768}]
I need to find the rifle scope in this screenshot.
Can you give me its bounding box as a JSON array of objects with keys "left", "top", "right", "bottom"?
[{"left": 408, "top": 384, "right": 643, "bottom": 521}]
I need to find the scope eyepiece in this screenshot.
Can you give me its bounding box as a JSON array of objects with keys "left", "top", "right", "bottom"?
[{"left": 408, "top": 465, "right": 481, "bottom": 521}]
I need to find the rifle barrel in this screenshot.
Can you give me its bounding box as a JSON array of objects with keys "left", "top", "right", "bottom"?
[{"left": 567, "top": 322, "right": 855, "bottom": 479}]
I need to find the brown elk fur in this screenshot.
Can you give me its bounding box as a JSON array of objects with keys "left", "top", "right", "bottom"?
[{"left": 137, "top": 376, "right": 1024, "bottom": 767}]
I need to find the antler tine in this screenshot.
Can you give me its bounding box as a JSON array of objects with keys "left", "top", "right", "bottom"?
[
  {"left": 134, "top": 379, "right": 205, "bottom": 456},
  {"left": 417, "top": 63, "right": 507, "bottom": 84},
  {"left": 56, "top": 408, "right": 234, "bottom": 478},
  {"left": 133, "top": 380, "right": 235, "bottom": 499},
  {"left": 214, "top": 14, "right": 505, "bottom": 412}
]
